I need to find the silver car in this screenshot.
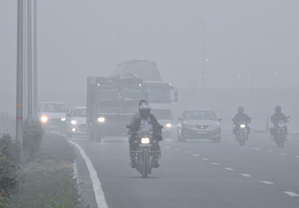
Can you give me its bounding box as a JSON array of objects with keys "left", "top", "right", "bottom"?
[
  {"left": 67, "top": 106, "right": 87, "bottom": 137},
  {"left": 177, "top": 108, "right": 222, "bottom": 143}
]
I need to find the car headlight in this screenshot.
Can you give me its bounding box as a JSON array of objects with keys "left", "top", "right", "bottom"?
[
  {"left": 98, "top": 117, "right": 105, "bottom": 123},
  {"left": 40, "top": 116, "right": 48, "bottom": 123},
  {"left": 71, "top": 120, "right": 77, "bottom": 125},
  {"left": 61, "top": 117, "right": 66, "bottom": 121},
  {"left": 165, "top": 123, "right": 172, "bottom": 128},
  {"left": 208, "top": 122, "right": 220, "bottom": 129}
]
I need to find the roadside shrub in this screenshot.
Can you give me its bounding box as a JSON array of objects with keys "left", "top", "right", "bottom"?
[
  {"left": 0, "top": 134, "right": 21, "bottom": 206},
  {"left": 23, "top": 119, "right": 44, "bottom": 159}
]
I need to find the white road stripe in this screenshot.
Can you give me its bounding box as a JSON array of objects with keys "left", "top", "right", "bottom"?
[
  {"left": 69, "top": 141, "right": 108, "bottom": 208},
  {"left": 280, "top": 153, "right": 287, "bottom": 156},
  {"left": 295, "top": 156, "right": 299, "bottom": 158},
  {"left": 184, "top": 151, "right": 190, "bottom": 153},
  {"left": 165, "top": 146, "right": 171, "bottom": 149},
  {"left": 254, "top": 148, "right": 260, "bottom": 150},
  {"left": 284, "top": 192, "right": 299, "bottom": 197},
  {"left": 193, "top": 154, "right": 199, "bottom": 157},
  {"left": 266, "top": 150, "right": 273, "bottom": 152},
  {"left": 211, "top": 162, "right": 220, "bottom": 165},
  {"left": 225, "top": 168, "right": 234, "bottom": 171},
  {"left": 260, "top": 181, "right": 273, "bottom": 185},
  {"left": 202, "top": 158, "right": 209, "bottom": 161},
  {"left": 174, "top": 148, "right": 180, "bottom": 151},
  {"left": 241, "top": 174, "right": 252, "bottom": 177}
]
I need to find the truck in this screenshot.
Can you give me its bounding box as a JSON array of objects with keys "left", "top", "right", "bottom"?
[
  {"left": 111, "top": 60, "right": 178, "bottom": 137},
  {"left": 86, "top": 75, "right": 145, "bottom": 141}
]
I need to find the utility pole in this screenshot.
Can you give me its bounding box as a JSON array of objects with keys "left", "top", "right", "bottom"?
[
  {"left": 33, "top": 0, "right": 38, "bottom": 120},
  {"left": 27, "top": 0, "right": 33, "bottom": 123},
  {"left": 16, "top": 0, "right": 24, "bottom": 159},
  {"left": 199, "top": 21, "right": 205, "bottom": 89}
]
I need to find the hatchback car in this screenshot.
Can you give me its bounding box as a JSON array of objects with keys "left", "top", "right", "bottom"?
[
  {"left": 67, "top": 106, "right": 87, "bottom": 137},
  {"left": 177, "top": 108, "right": 222, "bottom": 143}
]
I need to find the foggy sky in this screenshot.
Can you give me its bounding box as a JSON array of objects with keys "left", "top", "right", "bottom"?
[{"left": 1, "top": 0, "right": 299, "bottom": 115}]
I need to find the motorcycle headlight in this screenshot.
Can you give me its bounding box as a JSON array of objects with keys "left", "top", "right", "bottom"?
[
  {"left": 61, "top": 117, "right": 66, "bottom": 121},
  {"left": 141, "top": 137, "right": 150, "bottom": 144},
  {"left": 71, "top": 120, "right": 77, "bottom": 125},
  {"left": 40, "top": 116, "right": 48, "bottom": 123},
  {"left": 98, "top": 117, "right": 105, "bottom": 123},
  {"left": 165, "top": 123, "right": 172, "bottom": 128},
  {"left": 240, "top": 124, "right": 246, "bottom": 128}
]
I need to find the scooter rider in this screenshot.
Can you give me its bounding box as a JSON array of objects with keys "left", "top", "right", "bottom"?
[
  {"left": 270, "top": 105, "right": 288, "bottom": 138},
  {"left": 127, "top": 100, "right": 163, "bottom": 168},
  {"left": 232, "top": 106, "right": 251, "bottom": 140}
]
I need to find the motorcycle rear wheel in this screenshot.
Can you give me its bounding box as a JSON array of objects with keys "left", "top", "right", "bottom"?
[{"left": 142, "top": 151, "right": 148, "bottom": 178}]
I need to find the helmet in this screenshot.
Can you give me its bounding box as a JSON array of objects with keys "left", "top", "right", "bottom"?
[
  {"left": 139, "top": 100, "right": 151, "bottom": 119},
  {"left": 238, "top": 106, "right": 244, "bottom": 113},
  {"left": 275, "top": 105, "right": 282, "bottom": 113}
]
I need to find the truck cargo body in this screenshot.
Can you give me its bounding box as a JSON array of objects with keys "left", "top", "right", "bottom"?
[{"left": 86, "top": 75, "right": 144, "bottom": 141}]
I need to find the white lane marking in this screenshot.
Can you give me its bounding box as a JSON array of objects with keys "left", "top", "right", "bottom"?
[
  {"left": 260, "top": 181, "right": 273, "bottom": 185},
  {"left": 202, "top": 158, "right": 209, "bottom": 161},
  {"left": 284, "top": 192, "right": 299, "bottom": 197},
  {"left": 69, "top": 141, "right": 108, "bottom": 208},
  {"left": 174, "top": 148, "right": 180, "bottom": 151},
  {"left": 184, "top": 151, "right": 190, "bottom": 153},
  {"left": 254, "top": 148, "right": 260, "bottom": 150},
  {"left": 280, "top": 153, "right": 287, "bottom": 156},
  {"left": 211, "top": 162, "right": 220, "bottom": 165},
  {"left": 225, "top": 168, "right": 234, "bottom": 171},
  {"left": 241, "top": 174, "right": 252, "bottom": 177},
  {"left": 295, "top": 156, "right": 299, "bottom": 158},
  {"left": 193, "top": 154, "right": 199, "bottom": 157},
  {"left": 165, "top": 146, "right": 171, "bottom": 149},
  {"left": 266, "top": 150, "right": 273, "bottom": 152}
]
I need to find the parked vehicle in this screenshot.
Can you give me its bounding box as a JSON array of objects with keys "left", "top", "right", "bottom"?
[
  {"left": 67, "top": 106, "right": 87, "bottom": 137},
  {"left": 177, "top": 108, "right": 222, "bottom": 143},
  {"left": 271, "top": 117, "right": 289, "bottom": 147},
  {"left": 38, "top": 102, "right": 67, "bottom": 134}
]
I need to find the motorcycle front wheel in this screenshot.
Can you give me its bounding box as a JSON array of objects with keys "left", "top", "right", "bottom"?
[{"left": 142, "top": 151, "right": 148, "bottom": 178}]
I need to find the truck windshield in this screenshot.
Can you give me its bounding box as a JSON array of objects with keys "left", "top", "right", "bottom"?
[
  {"left": 147, "top": 88, "right": 170, "bottom": 103},
  {"left": 40, "top": 103, "right": 66, "bottom": 112},
  {"left": 97, "top": 88, "right": 142, "bottom": 103},
  {"left": 72, "top": 109, "right": 86, "bottom": 117}
]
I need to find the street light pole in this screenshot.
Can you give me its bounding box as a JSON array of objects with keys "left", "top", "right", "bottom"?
[
  {"left": 33, "top": 0, "right": 38, "bottom": 119},
  {"left": 27, "top": 0, "right": 33, "bottom": 123},
  {"left": 199, "top": 21, "right": 205, "bottom": 89}
]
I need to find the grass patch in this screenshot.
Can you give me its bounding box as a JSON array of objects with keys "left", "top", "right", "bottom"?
[{"left": 5, "top": 134, "right": 89, "bottom": 208}]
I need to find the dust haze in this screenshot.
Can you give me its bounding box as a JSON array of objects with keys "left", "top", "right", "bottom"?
[{"left": 1, "top": 0, "right": 299, "bottom": 133}]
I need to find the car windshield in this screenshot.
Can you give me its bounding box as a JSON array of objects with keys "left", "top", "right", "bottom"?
[
  {"left": 185, "top": 111, "right": 216, "bottom": 120},
  {"left": 72, "top": 109, "right": 86, "bottom": 117},
  {"left": 40, "top": 103, "right": 66, "bottom": 112}
]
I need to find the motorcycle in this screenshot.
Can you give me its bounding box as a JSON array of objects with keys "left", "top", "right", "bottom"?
[
  {"left": 271, "top": 117, "right": 289, "bottom": 147},
  {"left": 232, "top": 119, "right": 251, "bottom": 146},
  {"left": 130, "top": 131, "right": 160, "bottom": 178}
]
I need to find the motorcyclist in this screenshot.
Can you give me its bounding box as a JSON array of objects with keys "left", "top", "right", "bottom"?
[
  {"left": 232, "top": 106, "right": 251, "bottom": 140},
  {"left": 127, "top": 100, "right": 163, "bottom": 168},
  {"left": 270, "top": 105, "right": 288, "bottom": 138}
]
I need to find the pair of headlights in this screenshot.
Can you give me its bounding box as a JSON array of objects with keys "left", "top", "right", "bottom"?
[{"left": 40, "top": 116, "right": 66, "bottom": 123}]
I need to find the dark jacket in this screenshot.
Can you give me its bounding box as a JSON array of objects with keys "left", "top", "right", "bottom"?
[
  {"left": 271, "top": 112, "right": 287, "bottom": 122},
  {"left": 233, "top": 113, "right": 251, "bottom": 124},
  {"left": 128, "top": 114, "right": 163, "bottom": 143}
]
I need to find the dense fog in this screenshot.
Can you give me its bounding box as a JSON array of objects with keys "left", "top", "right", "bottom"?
[{"left": 1, "top": 0, "right": 299, "bottom": 133}]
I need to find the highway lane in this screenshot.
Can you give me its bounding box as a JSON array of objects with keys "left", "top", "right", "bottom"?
[{"left": 71, "top": 133, "right": 299, "bottom": 208}]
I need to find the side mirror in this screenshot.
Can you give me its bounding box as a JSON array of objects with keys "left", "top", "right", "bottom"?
[
  {"left": 218, "top": 118, "right": 222, "bottom": 121},
  {"left": 174, "top": 89, "right": 178, "bottom": 102},
  {"left": 178, "top": 117, "right": 182, "bottom": 121}
]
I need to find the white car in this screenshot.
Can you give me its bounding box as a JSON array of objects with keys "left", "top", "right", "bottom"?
[
  {"left": 38, "top": 102, "right": 67, "bottom": 134},
  {"left": 67, "top": 106, "right": 87, "bottom": 137}
]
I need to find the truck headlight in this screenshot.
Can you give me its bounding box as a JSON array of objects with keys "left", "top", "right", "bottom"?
[
  {"left": 98, "top": 117, "right": 105, "bottom": 123},
  {"left": 61, "top": 117, "right": 66, "bottom": 121},
  {"left": 40, "top": 116, "right": 48, "bottom": 123},
  {"left": 165, "top": 123, "right": 172, "bottom": 128},
  {"left": 71, "top": 120, "right": 77, "bottom": 125}
]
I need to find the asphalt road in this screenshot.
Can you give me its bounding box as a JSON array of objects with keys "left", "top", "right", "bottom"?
[{"left": 71, "top": 133, "right": 299, "bottom": 208}]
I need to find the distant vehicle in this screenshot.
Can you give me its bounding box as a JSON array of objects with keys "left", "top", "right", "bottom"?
[
  {"left": 67, "top": 106, "right": 87, "bottom": 137},
  {"left": 112, "top": 60, "right": 178, "bottom": 137},
  {"left": 177, "top": 108, "right": 222, "bottom": 143},
  {"left": 38, "top": 102, "right": 67, "bottom": 134}
]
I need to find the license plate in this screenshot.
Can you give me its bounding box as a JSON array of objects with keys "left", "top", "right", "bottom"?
[{"left": 197, "top": 131, "right": 208, "bottom": 134}]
